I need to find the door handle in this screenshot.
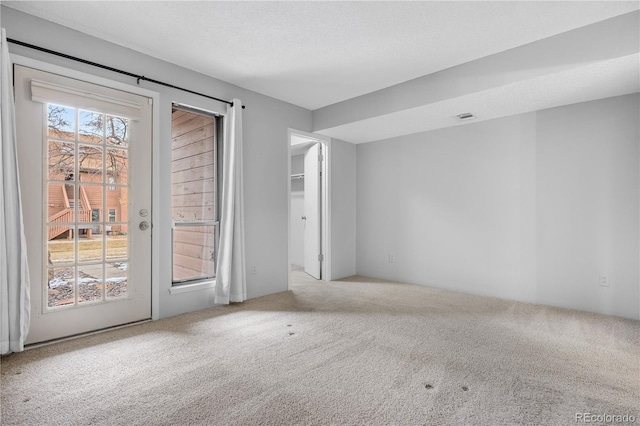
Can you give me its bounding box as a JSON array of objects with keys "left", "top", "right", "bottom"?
[
  {"left": 301, "top": 216, "right": 306, "bottom": 220},
  {"left": 139, "top": 221, "right": 150, "bottom": 231}
]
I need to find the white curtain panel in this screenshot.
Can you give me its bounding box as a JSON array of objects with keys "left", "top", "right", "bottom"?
[
  {"left": 214, "top": 99, "right": 246, "bottom": 304},
  {"left": 0, "top": 28, "right": 31, "bottom": 354}
]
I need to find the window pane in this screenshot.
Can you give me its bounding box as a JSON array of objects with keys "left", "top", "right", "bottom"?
[
  {"left": 173, "top": 225, "right": 216, "bottom": 282},
  {"left": 78, "top": 145, "right": 103, "bottom": 183},
  {"left": 106, "top": 262, "right": 128, "bottom": 299},
  {"left": 47, "top": 104, "right": 75, "bottom": 140},
  {"left": 171, "top": 110, "right": 215, "bottom": 222},
  {"left": 78, "top": 110, "right": 103, "bottom": 143},
  {"left": 78, "top": 184, "right": 103, "bottom": 224},
  {"left": 78, "top": 264, "right": 103, "bottom": 303},
  {"left": 106, "top": 115, "right": 129, "bottom": 146},
  {"left": 48, "top": 183, "right": 75, "bottom": 224},
  {"left": 106, "top": 148, "right": 128, "bottom": 185},
  {"left": 47, "top": 228, "right": 75, "bottom": 264},
  {"left": 48, "top": 141, "right": 75, "bottom": 181},
  {"left": 48, "top": 266, "right": 75, "bottom": 307}
]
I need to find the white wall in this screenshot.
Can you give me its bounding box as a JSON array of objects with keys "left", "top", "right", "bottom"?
[
  {"left": 330, "top": 138, "right": 357, "bottom": 279},
  {"left": 357, "top": 94, "right": 639, "bottom": 319},
  {"left": 290, "top": 155, "right": 304, "bottom": 267},
  {"left": 2, "top": 6, "right": 312, "bottom": 319},
  {"left": 535, "top": 95, "right": 639, "bottom": 319}
]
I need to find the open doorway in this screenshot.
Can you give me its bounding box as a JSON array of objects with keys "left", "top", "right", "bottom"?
[{"left": 288, "top": 129, "right": 331, "bottom": 288}]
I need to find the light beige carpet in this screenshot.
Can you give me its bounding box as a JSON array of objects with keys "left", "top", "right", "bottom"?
[{"left": 1, "top": 271, "right": 639, "bottom": 425}]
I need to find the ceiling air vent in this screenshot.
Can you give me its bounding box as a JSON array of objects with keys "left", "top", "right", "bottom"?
[{"left": 456, "top": 112, "right": 476, "bottom": 121}]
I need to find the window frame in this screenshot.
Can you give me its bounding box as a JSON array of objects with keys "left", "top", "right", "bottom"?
[{"left": 170, "top": 104, "right": 222, "bottom": 287}]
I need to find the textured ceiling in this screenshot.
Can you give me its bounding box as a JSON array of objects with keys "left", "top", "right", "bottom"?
[{"left": 4, "top": 1, "right": 639, "bottom": 110}]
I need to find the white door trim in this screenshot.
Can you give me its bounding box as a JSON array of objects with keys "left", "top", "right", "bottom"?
[
  {"left": 287, "top": 128, "right": 331, "bottom": 285},
  {"left": 10, "top": 54, "right": 161, "bottom": 321}
]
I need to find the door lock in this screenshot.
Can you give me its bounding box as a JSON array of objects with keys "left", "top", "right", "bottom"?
[
  {"left": 139, "top": 221, "right": 150, "bottom": 231},
  {"left": 139, "top": 209, "right": 149, "bottom": 217}
]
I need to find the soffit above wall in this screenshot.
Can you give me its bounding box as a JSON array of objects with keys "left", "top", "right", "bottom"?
[
  {"left": 313, "top": 12, "right": 640, "bottom": 144},
  {"left": 317, "top": 54, "right": 640, "bottom": 144}
]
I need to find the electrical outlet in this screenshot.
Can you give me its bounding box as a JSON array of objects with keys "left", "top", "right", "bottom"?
[
  {"left": 251, "top": 266, "right": 257, "bottom": 275},
  {"left": 599, "top": 275, "right": 610, "bottom": 287},
  {"left": 388, "top": 253, "right": 395, "bottom": 263}
]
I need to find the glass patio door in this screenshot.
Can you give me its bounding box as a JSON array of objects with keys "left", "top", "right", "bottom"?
[{"left": 14, "top": 65, "right": 152, "bottom": 344}]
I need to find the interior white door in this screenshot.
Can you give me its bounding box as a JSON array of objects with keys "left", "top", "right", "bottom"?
[
  {"left": 14, "top": 65, "right": 152, "bottom": 344},
  {"left": 304, "top": 143, "right": 321, "bottom": 279}
]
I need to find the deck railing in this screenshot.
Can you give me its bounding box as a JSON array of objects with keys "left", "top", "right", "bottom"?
[
  {"left": 48, "top": 209, "right": 73, "bottom": 240},
  {"left": 48, "top": 208, "right": 91, "bottom": 240},
  {"left": 48, "top": 184, "right": 93, "bottom": 240}
]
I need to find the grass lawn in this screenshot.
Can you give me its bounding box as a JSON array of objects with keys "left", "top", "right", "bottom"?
[{"left": 48, "top": 235, "right": 128, "bottom": 263}]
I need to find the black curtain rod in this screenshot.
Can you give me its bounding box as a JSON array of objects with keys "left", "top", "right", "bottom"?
[{"left": 7, "top": 38, "right": 245, "bottom": 109}]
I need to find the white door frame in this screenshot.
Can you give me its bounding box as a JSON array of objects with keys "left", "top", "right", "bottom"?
[
  {"left": 287, "top": 128, "right": 331, "bottom": 286},
  {"left": 10, "top": 54, "right": 161, "bottom": 321}
]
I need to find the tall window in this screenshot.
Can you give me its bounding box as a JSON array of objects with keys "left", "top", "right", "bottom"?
[
  {"left": 46, "top": 103, "right": 130, "bottom": 307},
  {"left": 171, "top": 105, "right": 219, "bottom": 285}
]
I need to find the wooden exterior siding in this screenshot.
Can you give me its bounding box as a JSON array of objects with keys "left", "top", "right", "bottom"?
[
  {"left": 48, "top": 184, "right": 67, "bottom": 218},
  {"left": 47, "top": 146, "right": 128, "bottom": 238},
  {"left": 171, "top": 110, "right": 216, "bottom": 281},
  {"left": 173, "top": 226, "right": 216, "bottom": 280},
  {"left": 47, "top": 183, "right": 127, "bottom": 238}
]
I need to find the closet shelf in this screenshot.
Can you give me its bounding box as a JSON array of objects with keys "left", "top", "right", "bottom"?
[{"left": 291, "top": 173, "right": 304, "bottom": 180}]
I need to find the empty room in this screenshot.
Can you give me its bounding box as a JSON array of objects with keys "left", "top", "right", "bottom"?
[{"left": 1, "top": 2, "right": 638, "bottom": 425}]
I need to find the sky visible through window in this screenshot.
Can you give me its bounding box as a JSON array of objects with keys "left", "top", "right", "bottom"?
[
  {"left": 48, "top": 104, "right": 75, "bottom": 134},
  {"left": 48, "top": 104, "right": 129, "bottom": 146}
]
